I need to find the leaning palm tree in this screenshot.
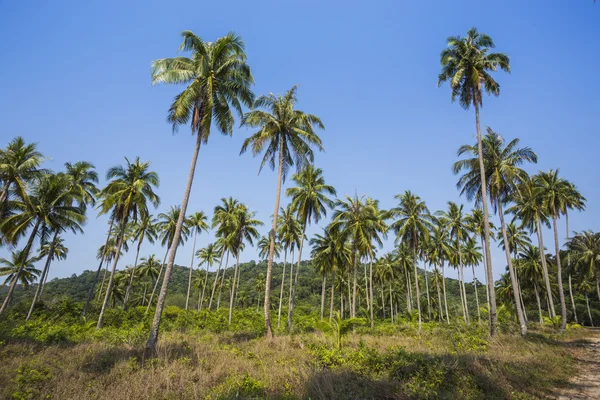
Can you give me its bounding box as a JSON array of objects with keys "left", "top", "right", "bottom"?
[
  {"left": 276, "top": 205, "right": 302, "bottom": 328},
  {"left": 185, "top": 211, "right": 209, "bottom": 310},
  {"left": 124, "top": 214, "right": 158, "bottom": 309},
  {"left": 285, "top": 165, "right": 336, "bottom": 332},
  {"left": 146, "top": 30, "right": 254, "bottom": 355},
  {"left": 96, "top": 157, "right": 159, "bottom": 328},
  {"left": 240, "top": 86, "right": 325, "bottom": 339},
  {"left": 535, "top": 170, "right": 576, "bottom": 331},
  {"left": 388, "top": 191, "right": 432, "bottom": 330},
  {"left": 0, "top": 173, "right": 85, "bottom": 315},
  {"left": 197, "top": 243, "right": 218, "bottom": 311},
  {"left": 0, "top": 250, "right": 40, "bottom": 291},
  {"left": 438, "top": 28, "right": 510, "bottom": 337},
  {"left": 454, "top": 128, "right": 536, "bottom": 336}
]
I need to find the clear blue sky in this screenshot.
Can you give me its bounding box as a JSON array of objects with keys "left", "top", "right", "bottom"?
[{"left": 0, "top": 0, "right": 598, "bottom": 284}]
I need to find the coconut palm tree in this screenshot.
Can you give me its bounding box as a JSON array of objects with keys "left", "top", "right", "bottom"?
[
  {"left": 438, "top": 28, "right": 510, "bottom": 337},
  {"left": 0, "top": 173, "right": 85, "bottom": 315},
  {"left": 137, "top": 255, "right": 160, "bottom": 306},
  {"left": 465, "top": 209, "right": 496, "bottom": 305},
  {"left": 535, "top": 170, "right": 574, "bottom": 331},
  {"left": 454, "top": 129, "right": 536, "bottom": 336},
  {"left": 146, "top": 31, "right": 254, "bottom": 355},
  {"left": 276, "top": 205, "right": 302, "bottom": 328},
  {"left": 123, "top": 214, "right": 158, "bottom": 309},
  {"left": 519, "top": 245, "right": 549, "bottom": 324},
  {"left": 96, "top": 157, "right": 159, "bottom": 328},
  {"left": 567, "top": 231, "right": 600, "bottom": 303},
  {"left": 0, "top": 250, "right": 40, "bottom": 292},
  {"left": 285, "top": 165, "right": 335, "bottom": 332},
  {"left": 499, "top": 222, "right": 532, "bottom": 322},
  {"left": 185, "top": 211, "right": 209, "bottom": 310},
  {"left": 240, "top": 86, "right": 325, "bottom": 339},
  {"left": 388, "top": 191, "right": 432, "bottom": 330},
  {"left": 257, "top": 235, "right": 281, "bottom": 260},
  {"left": 428, "top": 221, "right": 451, "bottom": 322},
  {"left": 462, "top": 236, "right": 483, "bottom": 322},
  {"left": 311, "top": 226, "right": 338, "bottom": 320},
  {"left": 197, "top": 243, "right": 218, "bottom": 311}
]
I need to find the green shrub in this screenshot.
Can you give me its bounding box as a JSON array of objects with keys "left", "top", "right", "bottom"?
[{"left": 11, "top": 363, "right": 52, "bottom": 400}]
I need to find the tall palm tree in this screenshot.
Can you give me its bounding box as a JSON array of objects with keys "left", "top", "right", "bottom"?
[
  {"left": 499, "top": 222, "right": 532, "bottom": 322},
  {"left": 462, "top": 236, "right": 483, "bottom": 322},
  {"left": 240, "top": 86, "right": 325, "bottom": 339},
  {"left": 285, "top": 165, "right": 335, "bottom": 331},
  {"left": 428, "top": 221, "right": 451, "bottom": 322},
  {"left": 0, "top": 250, "right": 40, "bottom": 291},
  {"left": 124, "top": 214, "right": 158, "bottom": 308},
  {"left": 389, "top": 191, "right": 432, "bottom": 330},
  {"left": 519, "top": 245, "right": 548, "bottom": 324},
  {"left": 197, "top": 243, "right": 218, "bottom": 311},
  {"left": 185, "top": 211, "right": 209, "bottom": 310},
  {"left": 311, "top": 226, "right": 338, "bottom": 320},
  {"left": 0, "top": 173, "right": 85, "bottom": 315},
  {"left": 465, "top": 209, "right": 496, "bottom": 305},
  {"left": 535, "top": 170, "right": 574, "bottom": 331},
  {"left": 567, "top": 231, "right": 600, "bottom": 303},
  {"left": 453, "top": 129, "right": 536, "bottom": 336},
  {"left": 146, "top": 31, "right": 254, "bottom": 355},
  {"left": 276, "top": 205, "right": 301, "bottom": 328},
  {"left": 438, "top": 28, "right": 510, "bottom": 337},
  {"left": 137, "top": 255, "right": 160, "bottom": 306},
  {"left": 96, "top": 157, "right": 159, "bottom": 328},
  {"left": 257, "top": 235, "right": 281, "bottom": 260}
]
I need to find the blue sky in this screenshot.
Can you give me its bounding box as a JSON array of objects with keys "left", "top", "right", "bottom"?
[{"left": 0, "top": 0, "right": 598, "bottom": 283}]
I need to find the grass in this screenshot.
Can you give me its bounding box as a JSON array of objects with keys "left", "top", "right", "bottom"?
[{"left": 0, "top": 318, "right": 587, "bottom": 400}]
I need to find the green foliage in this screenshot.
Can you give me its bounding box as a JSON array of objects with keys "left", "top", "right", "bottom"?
[
  {"left": 11, "top": 363, "right": 52, "bottom": 400},
  {"left": 314, "top": 312, "right": 366, "bottom": 349}
]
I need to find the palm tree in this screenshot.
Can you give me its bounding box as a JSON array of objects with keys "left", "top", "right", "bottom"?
[
  {"left": 240, "top": 86, "right": 325, "bottom": 339},
  {"left": 137, "top": 255, "right": 160, "bottom": 306},
  {"left": 454, "top": 129, "right": 536, "bottom": 336},
  {"left": 311, "top": 227, "right": 338, "bottom": 320},
  {"left": 257, "top": 235, "right": 281, "bottom": 260},
  {"left": 285, "top": 165, "right": 335, "bottom": 332},
  {"left": 147, "top": 205, "right": 189, "bottom": 311},
  {"left": 276, "top": 205, "right": 302, "bottom": 328},
  {"left": 389, "top": 191, "right": 432, "bottom": 330},
  {"left": 146, "top": 31, "right": 254, "bottom": 355},
  {"left": 519, "top": 245, "right": 548, "bottom": 324},
  {"left": 428, "top": 221, "right": 451, "bottom": 322},
  {"left": 499, "top": 222, "right": 532, "bottom": 322},
  {"left": 124, "top": 214, "right": 158, "bottom": 308},
  {"left": 0, "top": 137, "right": 46, "bottom": 220},
  {"left": 185, "top": 211, "right": 209, "bottom": 310},
  {"left": 197, "top": 243, "right": 218, "bottom": 311},
  {"left": 568, "top": 231, "right": 600, "bottom": 303},
  {"left": 436, "top": 202, "right": 470, "bottom": 323},
  {"left": 535, "top": 170, "right": 575, "bottom": 331},
  {"left": 465, "top": 209, "right": 496, "bottom": 305},
  {"left": 0, "top": 173, "right": 85, "bottom": 315},
  {"left": 96, "top": 157, "right": 159, "bottom": 328},
  {"left": 0, "top": 250, "right": 41, "bottom": 292},
  {"left": 438, "top": 28, "right": 510, "bottom": 337},
  {"left": 462, "top": 236, "right": 483, "bottom": 322}
]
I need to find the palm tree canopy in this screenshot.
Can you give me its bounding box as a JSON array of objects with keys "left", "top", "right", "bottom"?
[
  {"left": 157, "top": 205, "right": 190, "bottom": 249},
  {"left": 0, "top": 137, "right": 46, "bottom": 203},
  {"left": 0, "top": 250, "right": 41, "bottom": 288},
  {"left": 64, "top": 161, "right": 99, "bottom": 211},
  {"left": 333, "top": 194, "right": 386, "bottom": 256},
  {"left": 388, "top": 191, "right": 432, "bottom": 254},
  {"left": 286, "top": 165, "right": 336, "bottom": 227},
  {"left": 197, "top": 243, "right": 219, "bottom": 268},
  {"left": 187, "top": 211, "right": 210, "bottom": 236},
  {"left": 277, "top": 205, "right": 302, "bottom": 253}
]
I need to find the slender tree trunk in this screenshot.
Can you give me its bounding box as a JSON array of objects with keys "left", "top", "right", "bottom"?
[
  {"left": 498, "top": 203, "right": 527, "bottom": 336},
  {"left": 142, "top": 283, "right": 148, "bottom": 306},
  {"left": 288, "top": 250, "right": 295, "bottom": 318},
  {"left": 514, "top": 261, "right": 528, "bottom": 324},
  {"left": 26, "top": 230, "right": 58, "bottom": 321},
  {"left": 480, "top": 236, "right": 490, "bottom": 306},
  {"left": 534, "top": 282, "right": 543, "bottom": 325},
  {"left": 381, "top": 282, "right": 386, "bottom": 319},
  {"left": 536, "top": 218, "right": 556, "bottom": 318},
  {"left": 389, "top": 281, "right": 394, "bottom": 323},
  {"left": 145, "top": 134, "right": 201, "bottom": 357},
  {"left": 596, "top": 277, "right": 600, "bottom": 304},
  {"left": 347, "top": 269, "right": 351, "bottom": 318},
  {"left": 435, "top": 267, "right": 443, "bottom": 322},
  {"left": 423, "top": 262, "right": 431, "bottom": 321},
  {"left": 147, "top": 248, "right": 169, "bottom": 313},
  {"left": 569, "top": 274, "right": 578, "bottom": 324},
  {"left": 124, "top": 238, "right": 143, "bottom": 310},
  {"left": 98, "top": 260, "right": 110, "bottom": 302},
  {"left": 199, "top": 262, "right": 211, "bottom": 311},
  {"left": 277, "top": 249, "right": 288, "bottom": 329},
  {"left": 288, "top": 231, "right": 305, "bottom": 332},
  {"left": 458, "top": 262, "right": 468, "bottom": 323},
  {"left": 329, "top": 270, "right": 335, "bottom": 321},
  {"left": 209, "top": 249, "right": 226, "bottom": 310},
  {"left": 442, "top": 261, "right": 449, "bottom": 323},
  {"left": 406, "top": 268, "right": 413, "bottom": 313},
  {"left": 352, "top": 247, "right": 358, "bottom": 318},
  {"left": 471, "top": 265, "right": 481, "bottom": 322},
  {"left": 586, "top": 294, "right": 594, "bottom": 327},
  {"left": 364, "top": 261, "right": 369, "bottom": 313},
  {"left": 97, "top": 216, "right": 128, "bottom": 329},
  {"left": 369, "top": 251, "right": 374, "bottom": 328},
  {"left": 0, "top": 181, "right": 11, "bottom": 206},
  {"left": 185, "top": 230, "right": 198, "bottom": 311},
  {"left": 412, "top": 249, "right": 422, "bottom": 331},
  {"left": 262, "top": 141, "right": 285, "bottom": 340},
  {"left": 340, "top": 281, "right": 344, "bottom": 318},
  {"left": 320, "top": 274, "right": 326, "bottom": 320},
  {"left": 229, "top": 251, "right": 240, "bottom": 325},
  {"left": 217, "top": 266, "right": 226, "bottom": 309},
  {"left": 552, "top": 215, "right": 567, "bottom": 331},
  {"left": 474, "top": 104, "right": 498, "bottom": 337}
]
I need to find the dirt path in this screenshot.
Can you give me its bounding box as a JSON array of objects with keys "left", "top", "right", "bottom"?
[{"left": 555, "top": 329, "right": 600, "bottom": 400}]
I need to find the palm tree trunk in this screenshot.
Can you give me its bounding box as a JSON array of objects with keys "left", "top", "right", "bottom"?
[
  {"left": 228, "top": 251, "right": 240, "bottom": 325},
  {"left": 320, "top": 274, "right": 326, "bottom": 320},
  {"left": 83, "top": 219, "right": 115, "bottom": 317},
  {"left": 471, "top": 264, "right": 481, "bottom": 322},
  {"left": 0, "top": 218, "right": 40, "bottom": 315},
  {"left": 340, "top": 280, "right": 344, "bottom": 318},
  {"left": 352, "top": 247, "right": 358, "bottom": 318},
  {"left": 263, "top": 140, "right": 285, "bottom": 340},
  {"left": 199, "top": 262, "right": 211, "bottom": 311},
  {"left": 287, "top": 230, "right": 305, "bottom": 332},
  {"left": 457, "top": 247, "right": 468, "bottom": 323},
  {"left": 185, "top": 230, "right": 198, "bottom": 311},
  {"left": 364, "top": 260, "right": 369, "bottom": 313},
  {"left": 329, "top": 270, "right": 335, "bottom": 321},
  {"left": 441, "top": 261, "right": 449, "bottom": 323},
  {"left": 498, "top": 203, "right": 527, "bottom": 336},
  {"left": 534, "top": 282, "right": 543, "bottom": 324},
  {"left": 480, "top": 236, "right": 490, "bottom": 306},
  {"left": 435, "top": 267, "right": 443, "bottom": 322},
  {"left": 0, "top": 181, "right": 11, "bottom": 206},
  {"left": 26, "top": 231, "right": 58, "bottom": 321},
  {"left": 142, "top": 284, "right": 148, "bottom": 306},
  {"left": 124, "top": 238, "right": 143, "bottom": 310},
  {"left": 369, "top": 251, "right": 374, "bottom": 328},
  {"left": 514, "top": 262, "right": 528, "bottom": 324},
  {"left": 147, "top": 247, "right": 169, "bottom": 313},
  {"left": 423, "top": 262, "right": 431, "bottom": 321},
  {"left": 98, "top": 260, "right": 110, "bottom": 302},
  {"left": 474, "top": 103, "right": 498, "bottom": 337},
  {"left": 586, "top": 293, "right": 594, "bottom": 327},
  {"left": 381, "top": 282, "right": 386, "bottom": 319},
  {"left": 277, "top": 248, "right": 288, "bottom": 329},
  {"left": 209, "top": 249, "right": 226, "bottom": 310},
  {"left": 97, "top": 216, "right": 128, "bottom": 329},
  {"left": 406, "top": 267, "right": 413, "bottom": 313},
  {"left": 217, "top": 265, "right": 226, "bottom": 309},
  {"left": 552, "top": 215, "right": 567, "bottom": 331},
  {"left": 412, "top": 248, "right": 422, "bottom": 331},
  {"left": 569, "top": 274, "right": 578, "bottom": 324},
  {"left": 389, "top": 281, "right": 394, "bottom": 323},
  {"left": 536, "top": 217, "right": 556, "bottom": 318}
]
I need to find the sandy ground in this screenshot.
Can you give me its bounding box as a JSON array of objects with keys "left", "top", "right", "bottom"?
[{"left": 555, "top": 329, "right": 600, "bottom": 400}]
